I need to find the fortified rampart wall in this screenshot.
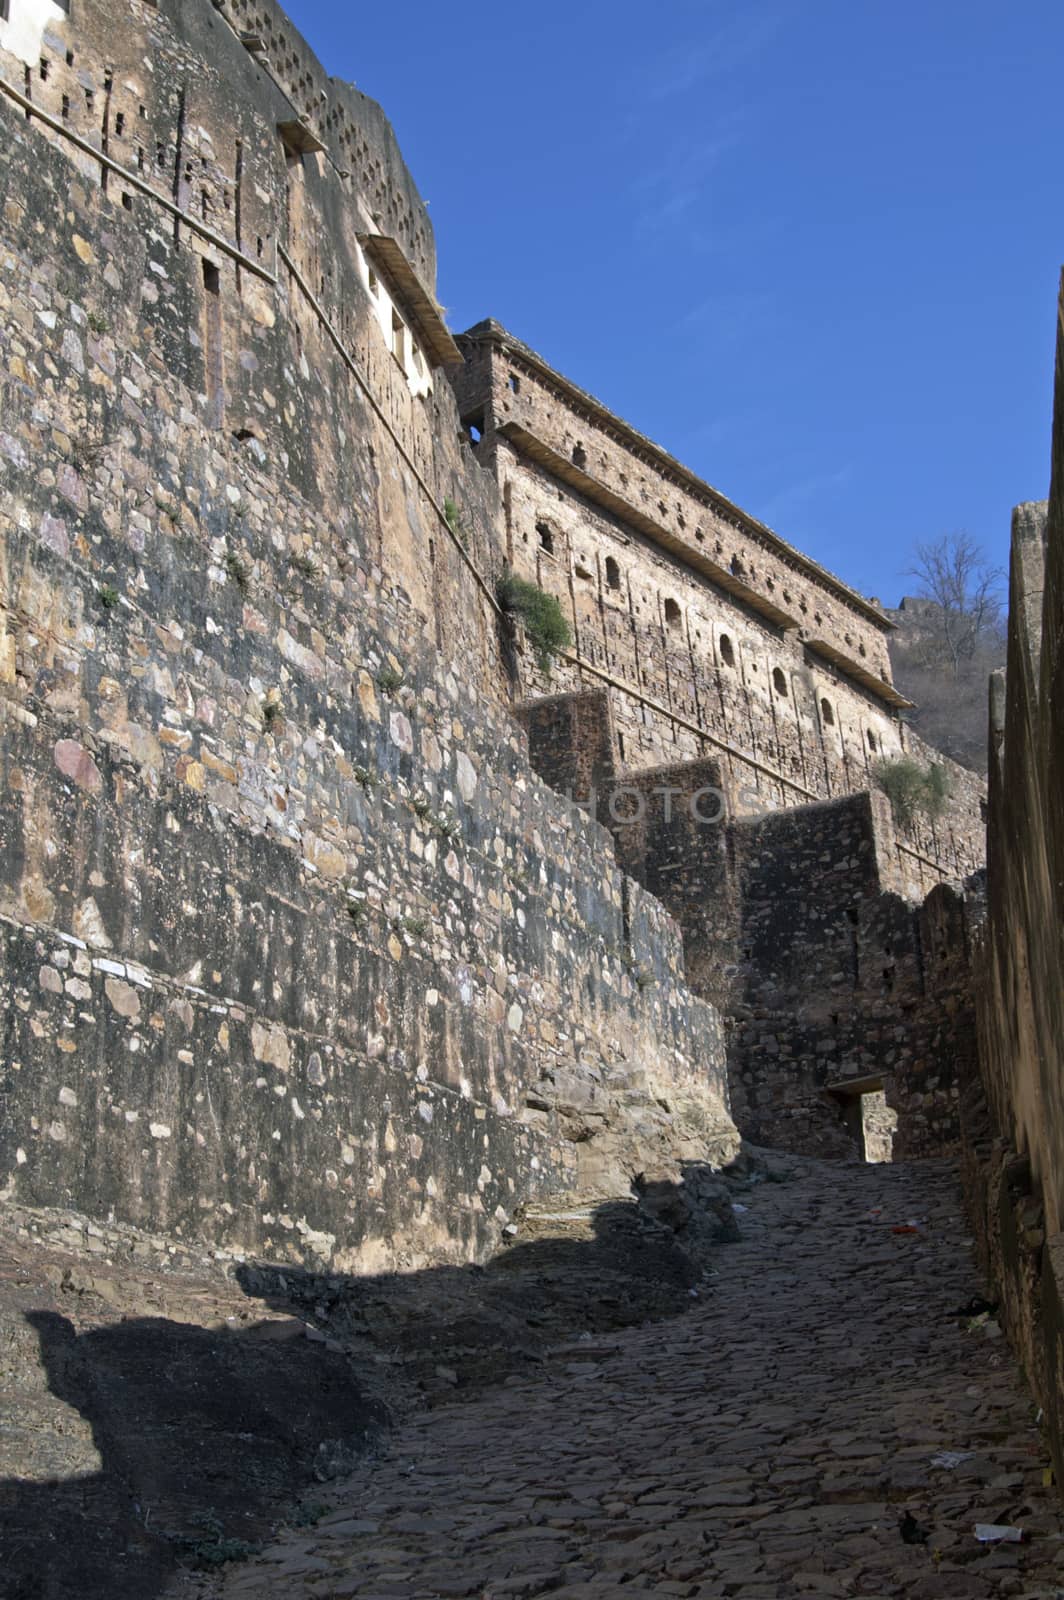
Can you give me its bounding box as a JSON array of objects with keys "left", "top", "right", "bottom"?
[
  {"left": 456, "top": 323, "right": 986, "bottom": 892},
  {"left": 963, "top": 280, "right": 1064, "bottom": 1489},
  {"left": 0, "top": 0, "right": 994, "bottom": 1280},
  {"left": 518, "top": 690, "right": 981, "bottom": 1161},
  {"left": 0, "top": 0, "right": 738, "bottom": 1270}
]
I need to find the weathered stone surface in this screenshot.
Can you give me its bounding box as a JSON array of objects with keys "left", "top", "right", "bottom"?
[
  {"left": 0, "top": 0, "right": 736, "bottom": 1269},
  {"left": 455, "top": 324, "right": 985, "bottom": 895},
  {"left": 190, "top": 1161, "right": 1063, "bottom": 1600},
  {"left": 962, "top": 274, "right": 1064, "bottom": 1496}
]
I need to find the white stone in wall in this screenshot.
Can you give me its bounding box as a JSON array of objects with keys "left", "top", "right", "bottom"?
[{"left": 0, "top": 0, "right": 68, "bottom": 71}]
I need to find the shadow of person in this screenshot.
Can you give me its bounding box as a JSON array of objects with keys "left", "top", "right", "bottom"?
[
  {"left": 0, "top": 1306, "right": 387, "bottom": 1600},
  {"left": 0, "top": 1172, "right": 736, "bottom": 1600}
]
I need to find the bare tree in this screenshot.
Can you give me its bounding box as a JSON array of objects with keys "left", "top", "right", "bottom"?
[{"left": 905, "top": 532, "right": 1004, "bottom": 675}]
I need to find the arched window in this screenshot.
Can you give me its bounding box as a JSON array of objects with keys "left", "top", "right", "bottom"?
[
  {"left": 663, "top": 598, "right": 681, "bottom": 630},
  {"left": 772, "top": 667, "right": 788, "bottom": 698},
  {"left": 820, "top": 697, "right": 835, "bottom": 727},
  {"left": 605, "top": 556, "right": 621, "bottom": 592},
  {"left": 572, "top": 442, "right": 587, "bottom": 469},
  {"left": 536, "top": 522, "right": 554, "bottom": 556},
  {"left": 719, "top": 634, "right": 735, "bottom": 667}
]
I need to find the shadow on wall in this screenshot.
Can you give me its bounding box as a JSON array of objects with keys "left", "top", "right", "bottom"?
[{"left": 0, "top": 1169, "right": 740, "bottom": 1600}]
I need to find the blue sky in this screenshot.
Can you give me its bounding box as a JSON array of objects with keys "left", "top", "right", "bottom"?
[{"left": 286, "top": 0, "right": 1064, "bottom": 606}]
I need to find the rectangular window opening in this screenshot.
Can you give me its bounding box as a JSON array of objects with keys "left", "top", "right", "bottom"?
[
  {"left": 391, "top": 309, "right": 408, "bottom": 368},
  {"left": 201, "top": 259, "right": 224, "bottom": 429}
]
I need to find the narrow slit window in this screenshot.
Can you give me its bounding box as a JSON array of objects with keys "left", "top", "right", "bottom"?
[
  {"left": 821, "top": 698, "right": 835, "bottom": 726},
  {"left": 664, "top": 598, "right": 681, "bottom": 630},
  {"left": 773, "top": 667, "right": 788, "bottom": 698},
  {"left": 391, "top": 309, "right": 408, "bottom": 367},
  {"left": 867, "top": 729, "right": 877, "bottom": 752},
  {"left": 719, "top": 634, "right": 735, "bottom": 667},
  {"left": 201, "top": 259, "right": 224, "bottom": 429},
  {"left": 605, "top": 555, "right": 621, "bottom": 592}
]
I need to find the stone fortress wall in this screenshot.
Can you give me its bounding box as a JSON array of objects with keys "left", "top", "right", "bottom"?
[
  {"left": 0, "top": 0, "right": 739, "bottom": 1272},
  {"left": 961, "top": 282, "right": 1064, "bottom": 1489},
  {"left": 0, "top": 0, "right": 992, "bottom": 1278},
  {"left": 453, "top": 321, "right": 986, "bottom": 896},
  {"left": 518, "top": 688, "right": 982, "bottom": 1160}
]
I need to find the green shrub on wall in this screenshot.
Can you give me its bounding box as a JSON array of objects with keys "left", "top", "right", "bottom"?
[
  {"left": 874, "top": 755, "right": 951, "bottom": 827},
  {"left": 496, "top": 573, "right": 572, "bottom": 673}
]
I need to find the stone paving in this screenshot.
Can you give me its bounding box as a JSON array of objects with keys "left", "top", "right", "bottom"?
[{"left": 188, "top": 1159, "right": 1064, "bottom": 1599}]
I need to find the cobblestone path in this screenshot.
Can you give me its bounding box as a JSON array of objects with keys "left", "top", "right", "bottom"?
[{"left": 193, "top": 1160, "right": 1064, "bottom": 1599}]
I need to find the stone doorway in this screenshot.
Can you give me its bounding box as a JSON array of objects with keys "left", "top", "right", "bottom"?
[{"left": 827, "top": 1076, "right": 898, "bottom": 1163}]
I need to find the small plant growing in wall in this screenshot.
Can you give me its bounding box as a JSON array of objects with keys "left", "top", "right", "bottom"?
[
  {"left": 71, "top": 435, "right": 107, "bottom": 476},
  {"left": 496, "top": 572, "right": 573, "bottom": 673},
  {"left": 377, "top": 663, "right": 405, "bottom": 695},
  {"left": 873, "top": 756, "right": 952, "bottom": 828},
  {"left": 225, "top": 547, "right": 250, "bottom": 592},
  {"left": 86, "top": 311, "right": 109, "bottom": 336},
  {"left": 443, "top": 497, "right": 469, "bottom": 549},
  {"left": 433, "top": 810, "right": 461, "bottom": 841},
  {"left": 97, "top": 584, "right": 119, "bottom": 611},
  {"left": 353, "top": 764, "right": 375, "bottom": 792},
  {"left": 291, "top": 551, "right": 319, "bottom": 579}
]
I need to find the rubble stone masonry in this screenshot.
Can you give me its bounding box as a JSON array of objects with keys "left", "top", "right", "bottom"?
[
  {"left": 455, "top": 321, "right": 986, "bottom": 895},
  {"left": 0, "top": 0, "right": 992, "bottom": 1286},
  {"left": 963, "top": 275, "right": 1064, "bottom": 1490},
  {"left": 0, "top": 0, "right": 737, "bottom": 1270}
]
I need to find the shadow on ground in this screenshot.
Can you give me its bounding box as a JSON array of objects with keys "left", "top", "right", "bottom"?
[{"left": 0, "top": 1158, "right": 764, "bottom": 1600}]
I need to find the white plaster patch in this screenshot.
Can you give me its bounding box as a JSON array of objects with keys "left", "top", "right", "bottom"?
[{"left": 455, "top": 751, "right": 477, "bottom": 803}]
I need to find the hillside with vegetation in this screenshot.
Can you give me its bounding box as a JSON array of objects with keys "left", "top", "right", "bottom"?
[{"left": 887, "top": 534, "right": 1007, "bottom": 774}]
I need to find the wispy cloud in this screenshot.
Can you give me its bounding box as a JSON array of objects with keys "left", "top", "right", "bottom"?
[
  {"left": 759, "top": 465, "right": 854, "bottom": 529},
  {"left": 676, "top": 289, "right": 778, "bottom": 344},
  {"left": 631, "top": 121, "right": 745, "bottom": 237},
  {"left": 644, "top": 8, "right": 784, "bottom": 103}
]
